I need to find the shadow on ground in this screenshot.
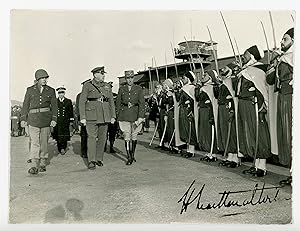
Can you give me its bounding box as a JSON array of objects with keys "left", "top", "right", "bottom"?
[{"left": 44, "top": 198, "right": 84, "bottom": 223}]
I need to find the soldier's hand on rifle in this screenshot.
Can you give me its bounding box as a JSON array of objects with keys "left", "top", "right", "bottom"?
[
  {"left": 80, "top": 119, "right": 86, "bottom": 126},
  {"left": 110, "top": 117, "right": 116, "bottom": 124},
  {"left": 50, "top": 120, "right": 57, "bottom": 127},
  {"left": 20, "top": 121, "right": 27, "bottom": 128}
]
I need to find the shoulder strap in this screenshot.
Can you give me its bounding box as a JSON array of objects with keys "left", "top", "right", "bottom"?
[{"left": 90, "top": 82, "right": 103, "bottom": 95}]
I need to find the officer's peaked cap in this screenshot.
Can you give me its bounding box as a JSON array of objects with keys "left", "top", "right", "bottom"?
[
  {"left": 91, "top": 66, "right": 106, "bottom": 74},
  {"left": 56, "top": 86, "right": 66, "bottom": 92}
]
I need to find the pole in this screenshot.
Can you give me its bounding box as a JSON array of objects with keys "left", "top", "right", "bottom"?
[
  {"left": 170, "top": 42, "right": 179, "bottom": 79},
  {"left": 260, "top": 21, "right": 271, "bottom": 65},
  {"left": 153, "top": 56, "right": 160, "bottom": 83},
  {"left": 165, "top": 51, "right": 168, "bottom": 79},
  {"left": 148, "top": 67, "right": 153, "bottom": 94},
  {"left": 184, "top": 36, "right": 196, "bottom": 72}
]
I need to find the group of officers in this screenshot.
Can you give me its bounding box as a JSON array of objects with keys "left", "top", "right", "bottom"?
[
  {"left": 19, "top": 27, "right": 293, "bottom": 187},
  {"left": 20, "top": 65, "right": 145, "bottom": 174}
]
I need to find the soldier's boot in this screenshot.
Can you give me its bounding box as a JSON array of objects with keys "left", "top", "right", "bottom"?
[
  {"left": 125, "top": 141, "right": 132, "bottom": 165},
  {"left": 28, "top": 158, "right": 39, "bottom": 175},
  {"left": 110, "top": 141, "right": 116, "bottom": 153},
  {"left": 132, "top": 140, "right": 137, "bottom": 162},
  {"left": 39, "top": 158, "right": 47, "bottom": 172}
]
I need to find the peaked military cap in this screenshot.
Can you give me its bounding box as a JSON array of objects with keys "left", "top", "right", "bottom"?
[
  {"left": 56, "top": 86, "right": 66, "bottom": 93},
  {"left": 91, "top": 66, "right": 106, "bottom": 74}
]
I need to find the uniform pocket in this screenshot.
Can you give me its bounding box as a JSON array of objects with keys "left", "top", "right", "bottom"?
[{"left": 86, "top": 106, "right": 97, "bottom": 120}]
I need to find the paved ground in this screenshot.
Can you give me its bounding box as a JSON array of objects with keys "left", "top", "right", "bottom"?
[{"left": 9, "top": 129, "right": 292, "bottom": 224}]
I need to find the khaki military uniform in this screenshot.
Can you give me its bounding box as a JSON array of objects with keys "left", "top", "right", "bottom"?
[
  {"left": 116, "top": 84, "right": 145, "bottom": 140},
  {"left": 20, "top": 84, "right": 57, "bottom": 167},
  {"left": 79, "top": 79, "right": 116, "bottom": 162}
]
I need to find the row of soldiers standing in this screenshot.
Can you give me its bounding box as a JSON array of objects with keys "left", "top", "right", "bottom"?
[{"left": 150, "top": 28, "right": 293, "bottom": 186}]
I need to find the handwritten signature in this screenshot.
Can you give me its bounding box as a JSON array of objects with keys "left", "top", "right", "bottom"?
[{"left": 178, "top": 180, "right": 291, "bottom": 214}]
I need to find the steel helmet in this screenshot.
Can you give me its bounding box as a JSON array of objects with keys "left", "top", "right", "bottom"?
[{"left": 35, "top": 69, "right": 49, "bottom": 81}]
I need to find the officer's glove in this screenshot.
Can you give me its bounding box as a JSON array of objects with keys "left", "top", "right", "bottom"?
[
  {"left": 80, "top": 119, "right": 86, "bottom": 126},
  {"left": 50, "top": 121, "right": 57, "bottom": 127},
  {"left": 20, "top": 121, "right": 27, "bottom": 128},
  {"left": 110, "top": 118, "right": 116, "bottom": 124},
  {"left": 208, "top": 118, "right": 214, "bottom": 125}
]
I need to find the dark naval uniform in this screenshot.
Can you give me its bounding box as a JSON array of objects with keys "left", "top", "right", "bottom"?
[
  {"left": 20, "top": 69, "right": 57, "bottom": 174},
  {"left": 53, "top": 95, "right": 74, "bottom": 154},
  {"left": 79, "top": 69, "right": 116, "bottom": 168},
  {"left": 116, "top": 70, "right": 145, "bottom": 165}
]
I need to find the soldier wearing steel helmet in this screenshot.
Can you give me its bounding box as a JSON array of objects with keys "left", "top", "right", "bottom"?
[{"left": 20, "top": 69, "right": 57, "bottom": 174}]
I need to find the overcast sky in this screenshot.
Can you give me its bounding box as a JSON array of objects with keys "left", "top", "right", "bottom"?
[{"left": 10, "top": 10, "right": 294, "bottom": 102}]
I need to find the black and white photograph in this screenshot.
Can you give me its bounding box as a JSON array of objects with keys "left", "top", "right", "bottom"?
[{"left": 1, "top": 0, "right": 300, "bottom": 229}]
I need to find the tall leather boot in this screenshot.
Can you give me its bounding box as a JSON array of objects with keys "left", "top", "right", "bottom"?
[
  {"left": 125, "top": 141, "right": 132, "bottom": 165},
  {"left": 132, "top": 140, "right": 137, "bottom": 162}
]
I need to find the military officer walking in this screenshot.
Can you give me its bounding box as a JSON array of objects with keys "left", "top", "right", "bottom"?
[
  {"left": 116, "top": 70, "right": 145, "bottom": 165},
  {"left": 79, "top": 66, "right": 116, "bottom": 170},
  {"left": 20, "top": 69, "right": 57, "bottom": 174},
  {"left": 52, "top": 86, "right": 74, "bottom": 155}
]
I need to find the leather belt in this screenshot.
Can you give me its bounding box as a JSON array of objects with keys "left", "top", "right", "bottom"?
[
  {"left": 29, "top": 107, "right": 50, "bottom": 114},
  {"left": 122, "top": 102, "right": 138, "bottom": 108},
  {"left": 88, "top": 98, "right": 108, "bottom": 102}
]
